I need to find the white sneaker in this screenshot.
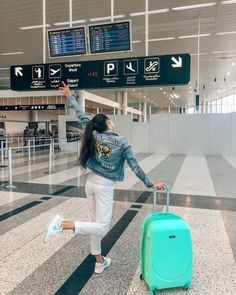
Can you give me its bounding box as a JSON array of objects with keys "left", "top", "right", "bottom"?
[
  {"left": 44, "top": 215, "right": 63, "bottom": 243},
  {"left": 94, "top": 257, "right": 112, "bottom": 274}
]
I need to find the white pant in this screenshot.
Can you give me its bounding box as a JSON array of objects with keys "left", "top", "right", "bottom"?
[{"left": 74, "top": 172, "right": 115, "bottom": 255}]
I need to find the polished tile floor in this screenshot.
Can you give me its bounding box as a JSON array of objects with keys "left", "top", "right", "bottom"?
[{"left": 0, "top": 150, "right": 236, "bottom": 294}]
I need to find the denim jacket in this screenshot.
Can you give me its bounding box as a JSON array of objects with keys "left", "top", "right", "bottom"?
[{"left": 68, "top": 96, "right": 154, "bottom": 188}]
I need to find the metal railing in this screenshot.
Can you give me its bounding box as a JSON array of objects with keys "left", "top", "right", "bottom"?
[{"left": 0, "top": 137, "right": 81, "bottom": 190}]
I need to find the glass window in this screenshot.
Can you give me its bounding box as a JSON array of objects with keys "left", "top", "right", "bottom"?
[
  {"left": 217, "top": 99, "right": 222, "bottom": 113},
  {"left": 212, "top": 100, "right": 217, "bottom": 113},
  {"left": 222, "top": 96, "right": 227, "bottom": 113}
]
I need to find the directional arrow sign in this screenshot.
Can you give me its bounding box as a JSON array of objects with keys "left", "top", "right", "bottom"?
[
  {"left": 15, "top": 67, "right": 23, "bottom": 76},
  {"left": 171, "top": 57, "right": 182, "bottom": 68}
]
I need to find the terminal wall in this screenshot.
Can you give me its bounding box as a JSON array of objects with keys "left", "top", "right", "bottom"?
[
  {"left": 0, "top": 111, "right": 29, "bottom": 135},
  {"left": 58, "top": 115, "right": 79, "bottom": 152},
  {"left": 58, "top": 113, "right": 236, "bottom": 156},
  {"left": 149, "top": 113, "right": 236, "bottom": 155}
]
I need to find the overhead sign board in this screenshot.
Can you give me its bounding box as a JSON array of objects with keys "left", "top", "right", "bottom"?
[
  {"left": 10, "top": 53, "right": 190, "bottom": 91},
  {"left": 0, "top": 104, "right": 65, "bottom": 111}
]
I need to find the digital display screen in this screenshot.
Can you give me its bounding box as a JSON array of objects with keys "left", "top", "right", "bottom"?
[
  {"left": 89, "top": 21, "right": 131, "bottom": 54},
  {"left": 48, "top": 27, "right": 86, "bottom": 58}
]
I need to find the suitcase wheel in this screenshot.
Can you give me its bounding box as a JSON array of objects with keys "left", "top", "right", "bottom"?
[
  {"left": 151, "top": 289, "right": 158, "bottom": 295},
  {"left": 184, "top": 283, "right": 191, "bottom": 290},
  {"left": 140, "top": 274, "right": 143, "bottom": 281}
]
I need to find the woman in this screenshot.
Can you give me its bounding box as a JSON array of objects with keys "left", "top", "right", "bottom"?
[{"left": 44, "top": 82, "right": 166, "bottom": 274}]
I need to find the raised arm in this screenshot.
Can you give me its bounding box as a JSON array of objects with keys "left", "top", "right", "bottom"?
[
  {"left": 123, "top": 139, "right": 166, "bottom": 190},
  {"left": 59, "top": 82, "right": 90, "bottom": 126}
]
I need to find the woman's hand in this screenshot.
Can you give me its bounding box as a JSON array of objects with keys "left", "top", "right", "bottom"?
[
  {"left": 59, "top": 82, "right": 72, "bottom": 97},
  {"left": 153, "top": 181, "right": 167, "bottom": 191}
]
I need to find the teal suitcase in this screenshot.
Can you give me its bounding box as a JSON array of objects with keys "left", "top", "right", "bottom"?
[{"left": 140, "top": 187, "right": 193, "bottom": 294}]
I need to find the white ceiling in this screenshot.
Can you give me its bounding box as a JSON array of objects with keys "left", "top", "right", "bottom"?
[{"left": 0, "top": 0, "right": 236, "bottom": 108}]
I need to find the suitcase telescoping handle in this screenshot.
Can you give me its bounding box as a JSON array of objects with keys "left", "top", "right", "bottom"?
[{"left": 152, "top": 186, "right": 171, "bottom": 213}]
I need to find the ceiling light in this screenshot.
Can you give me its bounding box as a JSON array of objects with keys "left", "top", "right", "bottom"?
[
  {"left": 1, "top": 52, "right": 23, "bottom": 55},
  {"left": 132, "top": 40, "right": 142, "bottom": 43},
  {"left": 89, "top": 15, "right": 125, "bottom": 22},
  {"left": 212, "top": 50, "right": 236, "bottom": 53},
  {"left": 221, "top": 0, "right": 236, "bottom": 4},
  {"left": 149, "top": 37, "right": 175, "bottom": 41},
  {"left": 160, "top": 88, "right": 163, "bottom": 90},
  {"left": 189, "top": 86, "right": 192, "bottom": 89},
  {"left": 54, "top": 20, "right": 87, "bottom": 25},
  {"left": 129, "top": 12, "right": 145, "bottom": 16},
  {"left": 178, "top": 34, "right": 210, "bottom": 39},
  {"left": 163, "top": 91, "right": 166, "bottom": 94},
  {"left": 0, "top": 67, "right": 9, "bottom": 70},
  {"left": 0, "top": 77, "right": 10, "bottom": 80},
  {"left": 132, "top": 89, "right": 135, "bottom": 91},
  {"left": 190, "top": 53, "right": 208, "bottom": 56},
  {"left": 227, "top": 72, "right": 230, "bottom": 75},
  {"left": 130, "top": 9, "right": 169, "bottom": 16},
  {"left": 232, "top": 62, "right": 236, "bottom": 66},
  {"left": 173, "top": 93, "right": 180, "bottom": 98},
  {"left": 172, "top": 2, "right": 216, "bottom": 11},
  {"left": 20, "top": 24, "right": 51, "bottom": 30},
  {"left": 217, "top": 31, "right": 236, "bottom": 35},
  {"left": 148, "top": 9, "right": 170, "bottom": 14}
]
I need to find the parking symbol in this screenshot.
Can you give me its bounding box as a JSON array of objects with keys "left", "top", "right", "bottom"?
[
  {"left": 124, "top": 59, "right": 138, "bottom": 75},
  {"left": 49, "top": 64, "right": 61, "bottom": 78},
  {"left": 32, "top": 66, "right": 44, "bottom": 79},
  {"left": 144, "top": 58, "right": 160, "bottom": 74},
  {"left": 104, "top": 61, "right": 118, "bottom": 76}
]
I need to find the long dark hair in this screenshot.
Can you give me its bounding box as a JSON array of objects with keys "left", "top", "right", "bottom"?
[{"left": 78, "top": 114, "right": 108, "bottom": 169}]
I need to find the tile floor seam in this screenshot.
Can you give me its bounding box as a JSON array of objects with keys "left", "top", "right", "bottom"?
[{"left": 220, "top": 210, "right": 236, "bottom": 264}]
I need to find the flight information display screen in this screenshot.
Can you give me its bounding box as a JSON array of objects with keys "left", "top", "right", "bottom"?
[
  {"left": 89, "top": 21, "right": 131, "bottom": 54},
  {"left": 48, "top": 27, "right": 86, "bottom": 58}
]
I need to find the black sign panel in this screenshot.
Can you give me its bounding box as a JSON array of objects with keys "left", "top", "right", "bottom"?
[
  {"left": 48, "top": 27, "right": 87, "bottom": 57},
  {"left": 0, "top": 104, "right": 65, "bottom": 111},
  {"left": 10, "top": 53, "right": 190, "bottom": 91},
  {"left": 89, "top": 21, "right": 131, "bottom": 54}
]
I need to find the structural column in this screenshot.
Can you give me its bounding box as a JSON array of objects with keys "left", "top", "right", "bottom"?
[
  {"left": 139, "top": 103, "right": 142, "bottom": 122},
  {"left": 122, "top": 91, "right": 128, "bottom": 115},
  {"left": 30, "top": 110, "right": 38, "bottom": 121},
  {"left": 116, "top": 91, "right": 122, "bottom": 115},
  {"left": 78, "top": 90, "right": 86, "bottom": 111},
  {"left": 143, "top": 102, "right": 147, "bottom": 123}
]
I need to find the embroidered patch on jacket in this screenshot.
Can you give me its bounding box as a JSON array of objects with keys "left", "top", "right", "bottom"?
[{"left": 96, "top": 142, "right": 112, "bottom": 159}]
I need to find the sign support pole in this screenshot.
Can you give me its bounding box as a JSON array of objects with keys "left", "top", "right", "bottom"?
[
  {"left": 145, "top": 0, "right": 149, "bottom": 57},
  {"left": 111, "top": 0, "right": 114, "bottom": 22},
  {"left": 42, "top": 0, "right": 46, "bottom": 64},
  {"left": 69, "top": 0, "right": 73, "bottom": 27}
]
